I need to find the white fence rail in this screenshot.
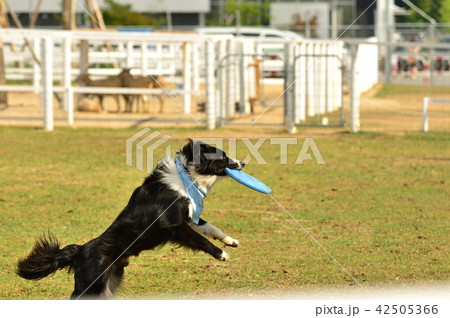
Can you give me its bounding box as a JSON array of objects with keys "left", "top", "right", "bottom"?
[
  {"left": 422, "top": 97, "right": 450, "bottom": 132},
  {"left": 3, "top": 38, "right": 182, "bottom": 80},
  {"left": 0, "top": 28, "right": 347, "bottom": 132}
]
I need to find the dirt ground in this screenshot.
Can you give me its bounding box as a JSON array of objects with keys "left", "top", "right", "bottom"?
[
  {"left": 0, "top": 83, "right": 449, "bottom": 134},
  {"left": 360, "top": 84, "right": 450, "bottom": 133}
]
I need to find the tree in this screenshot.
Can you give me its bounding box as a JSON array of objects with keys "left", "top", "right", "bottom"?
[
  {"left": 222, "top": 0, "right": 270, "bottom": 26},
  {"left": 102, "top": 0, "right": 164, "bottom": 26},
  {"left": 439, "top": 0, "right": 450, "bottom": 23},
  {"left": 401, "top": 0, "right": 442, "bottom": 22}
]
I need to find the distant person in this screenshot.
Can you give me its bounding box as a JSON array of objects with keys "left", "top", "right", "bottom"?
[{"left": 408, "top": 56, "right": 417, "bottom": 79}]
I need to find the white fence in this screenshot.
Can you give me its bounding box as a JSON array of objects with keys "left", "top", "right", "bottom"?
[
  {"left": 0, "top": 29, "right": 214, "bottom": 130},
  {"left": 422, "top": 97, "right": 450, "bottom": 132},
  {"left": 0, "top": 28, "right": 348, "bottom": 132},
  {"left": 3, "top": 39, "right": 181, "bottom": 80}
]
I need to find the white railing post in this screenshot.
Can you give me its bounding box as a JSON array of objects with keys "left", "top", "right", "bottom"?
[
  {"left": 295, "top": 42, "right": 306, "bottom": 123},
  {"left": 33, "top": 39, "right": 41, "bottom": 95},
  {"left": 41, "top": 36, "right": 53, "bottom": 131},
  {"left": 235, "top": 40, "right": 243, "bottom": 113},
  {"left": 62, "top": 37, "right": 72, "bottom": 113},
  {"left": 333, "top": 43, "right": 341, "bottom": 112},
  {"left": 67, "top": 86, "right": 74, "bottom": 126},
  {"left": 284, "top": 42, "right": 296, "bottom": 134},
  {"left": 141, "top": 42, "right": 147, "bottom": 76},
  {"left": 183, "top": 41, "right": 192, "bottom": 114},
  {"left": 155, "top": 43, "right": 162, "bottom": 74},
  {"left": 126, "top": 41, "right": 134, "bottom": 68},
  {"left": 218, "top": 39, "right": 227, "bottom": 124},
  {"left": 225, "top": 38, "right": 235, "bottom": 119},
  {"left": 326, "top": 45, "right": 333, "bottom": 113},
  {"left": 422, "top": 97, "right": 429, "bottom": 132},
  {"left": 318, "top": 43, "right": 326, "bottom": 115},
  {"left": 205, "top": 40, "right": 216, "bottom": 130},
  {"left": 306, "top": 42, "right": 315, "bottom": 117},
  {"left": 243, "top": 40, "right": 252, "bottom": 114},
  {"left": 191, "top": 42, "right": 199, "bottom": 91},
  {"left": 350, "top": 44, "right": 360, "bottom": 133}
]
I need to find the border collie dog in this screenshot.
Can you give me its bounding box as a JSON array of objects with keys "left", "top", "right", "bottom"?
[{"left": 17, "top": 139, "right": 244, "bottom": 299}]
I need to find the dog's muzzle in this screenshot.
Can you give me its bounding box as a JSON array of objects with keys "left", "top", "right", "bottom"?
[{"left": 236, "top": 161, "right": 245, "bottom": 171}]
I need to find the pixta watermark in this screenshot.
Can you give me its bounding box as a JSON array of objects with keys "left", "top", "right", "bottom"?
[{"left": 126, "top": 129, "right": 325, "bottom": 173}]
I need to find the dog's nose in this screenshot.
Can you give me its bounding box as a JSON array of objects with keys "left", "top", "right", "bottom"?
[{"left": 240, "top": 162, "right": 245, "bottom": 167}]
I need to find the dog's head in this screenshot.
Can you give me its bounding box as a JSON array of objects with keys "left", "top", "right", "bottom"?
[{"left": 178, "top": 139, "right": 245, "bottom": 177}]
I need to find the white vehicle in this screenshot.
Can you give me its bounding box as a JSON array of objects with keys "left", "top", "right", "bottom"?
[
  {"left": 195, "top": 27, "right": 303, "bottom": 77},
  {"left": 195, "top": 26, "right": 303, "bottom": 41}
]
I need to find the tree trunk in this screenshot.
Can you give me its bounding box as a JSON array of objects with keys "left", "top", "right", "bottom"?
[{"left": 62, "top": 0, "right": 76, "bottom": 30}]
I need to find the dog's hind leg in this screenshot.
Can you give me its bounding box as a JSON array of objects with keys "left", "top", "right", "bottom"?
[
  {"left": 71, "top": 271, "right": 107, "bottom": 300},
  {"left": 190, "top": 218, "right": 239, "bottom": 247},
  {"left": 70, "top": 260, "right": 109, "bottom": 300},
  {"left": 169, "top": 223, "right": 229, "bottom": 261},
  {"left": 102, "top": 257, "right": 129, "bottom": 299}
]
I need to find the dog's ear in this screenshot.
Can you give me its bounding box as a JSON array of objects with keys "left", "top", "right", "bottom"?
[
  {"left": 186, "top": 138, "right": 193, "bottom": 152},
  {"left": 180, "top": 139, "right": 194, "bottom": 162}
]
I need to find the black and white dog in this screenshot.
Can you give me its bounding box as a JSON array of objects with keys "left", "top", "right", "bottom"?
[{"left": 16, "top": 139, "right": 244, "bottom": 299}]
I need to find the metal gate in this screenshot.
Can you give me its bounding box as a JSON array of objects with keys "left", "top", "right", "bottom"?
[
  {"left": 284, "top": 42, "right": 346, "bottom": 132},
  {"left": 216, "top": 52, "right": 287, "bottom": 127},
  {"left": 215, "top": 41, "right": 346, "bottom": 131}
]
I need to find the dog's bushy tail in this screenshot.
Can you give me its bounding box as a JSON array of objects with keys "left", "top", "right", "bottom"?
[{"left": 16, "top": 235, "right": 81, "bottom": 280}]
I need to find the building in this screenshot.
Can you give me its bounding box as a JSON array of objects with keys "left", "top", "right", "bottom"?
[{"left": 6, "top": 0, "right": 211, "bottom": 28}]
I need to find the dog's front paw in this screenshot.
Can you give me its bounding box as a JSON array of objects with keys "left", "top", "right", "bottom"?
[
  {"left": 221, "top": 236, "right": 239, "bottom": 247},
  {"left": 219, "top": 250, "right": 230, "bottom": 261}
]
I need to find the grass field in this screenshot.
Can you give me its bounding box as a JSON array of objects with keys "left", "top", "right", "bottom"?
[{"left": 0, "top": 126, "right": 449, "bottom": 299}]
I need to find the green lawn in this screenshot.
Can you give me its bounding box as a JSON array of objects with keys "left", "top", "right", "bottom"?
[
  {"left": 0, "top": 126, "right": 449, "bottom": 299},
  {"left": 374, "top": 83, "right": 450, "bottom": 98}
]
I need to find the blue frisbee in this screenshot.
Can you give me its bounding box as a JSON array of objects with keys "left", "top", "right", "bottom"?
[{"left": 225, "top": 168, "right": 272, "bottom": 194}]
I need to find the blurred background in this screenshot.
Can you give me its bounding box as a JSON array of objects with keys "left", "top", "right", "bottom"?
[{"left": 0, "top": 0, "right": 449, "bottom": 133}]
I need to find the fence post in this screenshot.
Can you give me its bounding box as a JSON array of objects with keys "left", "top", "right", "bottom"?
[
  {"left": 284, "top": 42, "right": 296, "bottom": 134},
  {"left": 183, "top": 42, "right": 192, "bottom": 114},
  {"left": 317, "top": 43, "right": 326, "bottom": 115},
  {"left": 191, "top": 42, "right": 199, "bottom": 91},
  {"left": 349, "top": 43, "right": 360, "bottom": 133},
  {"left": 33, "top": 39, "right": 41, "bottom": 95},
  {"left": 238, "top": 49, "right": 245, "bottom": 114},
  {"left": 293, "top": 42, "right": 300, "bottom": 124},
  {"left": 141, "top": 42, "right": 147, "bottom": 76},
  {"left": 326, "top": 48, "right": 333, "bottom": 113},
  {"left": 422, "top": 97, "right": 429, "bottom": 132},
  {"left": 218, "top": 39, "right": 227, "bottom": 124},
  {"left": 41, "top": 36, "right": 53, "bottom": 131},
  {"left": 79, "top": 40, "right": 89, "bottom": 76},
  {"left": 306, "top": 42, "right": 315, "bottom": 117},
  {"left": 154, "top": 43, "right": 162, "bottom": 74},
  {"left": 67, "top": 86, "right": 74, "bottom": 126},
  {"left": 334, "top": 42, "right": 343, "bottom": 112},
  {"left": 62, "top": 37, "right": 72, "bottom": 113},
  {"left": 243, "top": 41, "right": 252, "bottom": 114},
  {"left": 205, "top": 40, "right": 216, "bottom": 130},
  {"left": 126, "top": 41, "right": 134, "bottom": 68},
  {"left": 295, "top": 42, "right": 306, "bottom": 123},
  {"left": 245, "top": 41, "right": 255, "bottom": 114},
  {"left": 225, "top": 39, "right": 235, "bottom": 118}
]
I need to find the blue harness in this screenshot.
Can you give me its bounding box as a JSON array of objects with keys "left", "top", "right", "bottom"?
[{"left": 175, "top": 159, "right": 206, "bottom": 224}]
